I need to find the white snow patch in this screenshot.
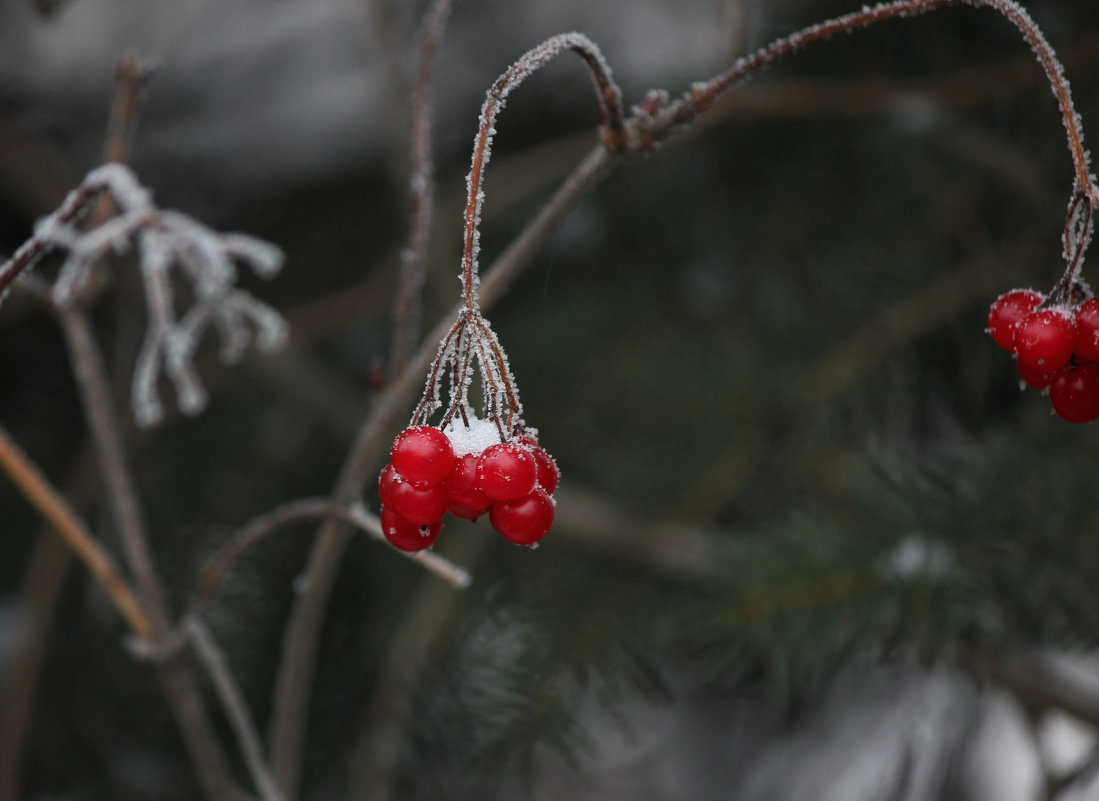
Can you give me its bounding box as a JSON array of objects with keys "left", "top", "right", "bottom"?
[{"left": 443, "top": 414, "right": 502, "bottom": 455}]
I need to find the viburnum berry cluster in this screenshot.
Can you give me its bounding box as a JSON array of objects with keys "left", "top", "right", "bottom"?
[
  {"left": 988, "top": 192, "right": 1099, "bottom": 423},
  {"left": 378, "top": 422, "right": 558, "bottom": 551}
]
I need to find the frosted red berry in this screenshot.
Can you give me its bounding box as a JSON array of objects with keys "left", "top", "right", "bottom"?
[
  {"left": 988, "top": 289, "right": 1044, "bottom": 351},
  {"left": 477, "top": 443, "right": 536, "bottom": 501},
  {"left": 390, "top": 426, "right": 456, "bottom": 486},
  {"left": 1014, "top": 308, "right": 1076, "bottom": 371},
  {"left": 381, "top": 507, "right": 442, "bottom": 552},
  {"left": 379, "top": 463, "right": 399, "bottom": 507},
  {"left": 1049, "top": 361, "right": 1099, "bottom": 423},
  {"left": 1017, "top": 360, "right": 1054, "bottom": 390},
  {"left": 443, "top": 453, "right": 490, "bottom": 514},
  {"left": 390, "top": 480, "right": 449, "bottom": 526},
  {"left": 527, "top": 444, "right": 559, "bottom": 493},
  {"left": 1075, "top": 298, "right": 1099, "bottom": 362},
  {"left": 489, "top": 488, "right": 555, "bottom": 545}
]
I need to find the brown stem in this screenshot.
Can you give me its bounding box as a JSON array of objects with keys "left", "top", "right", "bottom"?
[
  {"left": 655, "top": 0, "right": 1096, "bottom": 208},
  {"left": 60, "top": 309, "right": 245, "bottom": 801},
  {"left": 192, "top": 498, "right": 468, "bottom": 615},
  {"left": 0, "top": 423, "right": 150, "bottom": 637},
  {"left": 0, "top": 183, "right": 102, "bottom": 297},
  {"left": 42, "top": 54, "right": 245, "bottom": 801},
  {"left": 389, "top": 0, "right": 454, "bottom": 375},
  {"left": 460, "top": 33, "right": 624, "bottom": 313},
  {"left": 183, "top": 618, "right": 284, "bottom": 801}
]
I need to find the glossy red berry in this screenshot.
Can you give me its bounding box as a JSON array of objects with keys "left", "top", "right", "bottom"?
[
  {"left": 1017, "top": 360, "right": 1055, "bottom": 390},
  {"left": 380, "top": 507, "right": 442, "bottom": 552},
  {"left": 443, "top": 453, "right": 490, "bottom": 514},
  {"left": 1049, "top": 361, "right": 1099, "bottom": 423},
  {"left": 390, "top": 426, "right": 456, "bottom": 486},
  {"left": 988, "top": 289, "right": 1044, "bottom": 351},
  {"left": 1014, "top": 308, "right": 1076, "bottom": 371},
  {"left": 390, "top": 480, "right": 449, "bottom": 526},
  {"left": 489, "top": 488, "right": 555, "bottom": 545},
  {"left": 517, "top": 435, "right": 559, "bottom": 493},
  {"left": 477, "top": 443, "right": 536, "bottom": 501},
  {"left": 530, "top": 447, "right": 559, "bottom": 493},
  {"left": 379, "top": 463, "right": 399, "bottom": 507},
  {"left": 448, "top": 503, "right": 489, "bottom": 521},
  {"left": 1075, "top": 298, "right": 1099, "bottom": 362}
]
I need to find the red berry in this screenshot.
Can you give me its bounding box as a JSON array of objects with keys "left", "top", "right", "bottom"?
[
  {"left": 379, "top": 463, "right": 399, "bottom": 507},
  {"left": 477, "top": 443, "right": 536, "bottom": 501},
  {"left": 1049, "top": 361, "right": 1099, "bottom": 423},
  {"left": 380, "top": 507, "right": 442, "bottom": 552},
  {"left": 530, "top": 447, "right": 559, "bottom": 494},
  {"left": 443, "top": 453, "right": 490, "bottom": 512},
  {"left": 489, "top": 488, "right": 555, "bottom": 545},
  {"left": 988, "top": 289, "right": 1044, "bottom": 351},
  {"left": 390, "top": 479, "right": 449, "bottom": 526},
  {"left": 449, "top": 503, "right": 490, "bottom": 521},
  {"left": 1017, "top": 360, "right": 1054, "bottom": 390},
  {"left": 516, "top": 436, "right": 558, "bottom": 493},
  {"left": 1076, "top": 298, "right": 1099, "bottom": 362},
  {"left": 1014, "top": 308, "right": 1076, "bottom": 371},
  {"left": 390, "top": 426, "right": 456, "bottom": 486}
]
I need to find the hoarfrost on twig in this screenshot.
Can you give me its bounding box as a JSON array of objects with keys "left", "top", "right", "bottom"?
[{"left": 0, "top": 163, "right": 288, "bottom": 428}]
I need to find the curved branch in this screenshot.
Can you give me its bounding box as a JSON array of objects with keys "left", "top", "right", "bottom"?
[{"left": 460, "top": 32, "right": 624, "bottom": 312}]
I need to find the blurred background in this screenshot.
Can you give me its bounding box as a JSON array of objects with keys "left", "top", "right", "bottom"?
[{"left": 2, "top": 0, "right": 1099, "bottom": 799}]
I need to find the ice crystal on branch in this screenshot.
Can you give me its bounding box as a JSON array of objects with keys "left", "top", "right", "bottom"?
[{"left": 0, "top": 163, "right": 288, "bottom": 427}]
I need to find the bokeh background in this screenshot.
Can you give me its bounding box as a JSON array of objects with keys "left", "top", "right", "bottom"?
[{"left": 2, "top": 0, "right": 1099, "bottom": 799}]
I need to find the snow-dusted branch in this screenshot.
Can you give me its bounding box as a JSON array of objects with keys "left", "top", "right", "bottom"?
[{"left": 0, "top": 163, "right": 288, "bottom": 427}]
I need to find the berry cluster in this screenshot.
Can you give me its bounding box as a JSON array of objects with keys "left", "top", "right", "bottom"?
[
  {"left": 378, "top": 422, "right": 559, "bottom": 552},
  {"left": 988, "top": 289, "right": 1099, "bottom": 423}
]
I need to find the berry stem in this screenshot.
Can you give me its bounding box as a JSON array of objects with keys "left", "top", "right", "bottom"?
[
  {"left": 460, "top": 33, "right": 624, "bottom": 315},
  {"left": 662, "top": 0, "right": 1096, "bottom": 209}
]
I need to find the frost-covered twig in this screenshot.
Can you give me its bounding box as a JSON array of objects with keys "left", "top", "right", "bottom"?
[
  {"left": 191, "top": 497, "right": 469, "bottom": 616},
  {"left": 459, "top": 32, "right": 623, "bottom": 314},
  {"left": 0, "top": 163, "right": 287, "bottom": 427},
  {"left": 389, "top": 0, "right": 454, "bottom": 375},
  {"left": 652, "top": 0, "right": 1098, "bottom": 209}
]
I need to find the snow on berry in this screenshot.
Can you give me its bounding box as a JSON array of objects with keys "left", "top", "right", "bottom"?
[
  {"left": 443, "top": 415, "right": 501, "bottom": 456},
  {"left": 443, "top": 453, "right": 491, "bottom": 514}
]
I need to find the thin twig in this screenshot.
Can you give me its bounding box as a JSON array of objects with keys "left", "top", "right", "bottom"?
[
  {"left": 183, "top": 618, "right": 285, "bottom": 801},
  {"left": 460, "top": 32, "right": 623, "bottom": 313},
  {"left": 51, "top": 56, "right": 245, "bottom": 801},
  {"left": 0, "top": 423, "right": 150, "bottom": 637},
  {"left": 389, "top": 0, "right": 454, "bottom": 375},
  {"left": 651, "top": 0, "right": 1097, "bottom": 208},
  {"left": 192, "top": 497, "right": 469, "bottom": 615}
]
